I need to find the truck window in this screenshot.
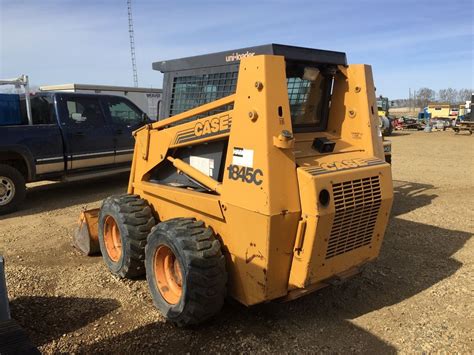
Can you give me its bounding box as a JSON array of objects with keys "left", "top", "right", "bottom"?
[
  {"left": 1, "top": 95, "right": 55, "bottom": 126},
  {"left": 19, "top": 96, "right": 56, "bottom": 125},
  {"left": 106, "top": 97, "right": 143, "bottom": 127},
  {"left": 64, "top": 97, "right": 105, "bottom": 127}
]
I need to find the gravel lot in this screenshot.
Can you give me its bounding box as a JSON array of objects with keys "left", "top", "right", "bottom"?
[{"left": 1, "top": 130, "right": 472, "bottom": 353}]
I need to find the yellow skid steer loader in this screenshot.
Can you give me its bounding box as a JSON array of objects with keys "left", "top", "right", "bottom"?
[{"left": 73, "top": 44, "right": 393, "bottom": 326}]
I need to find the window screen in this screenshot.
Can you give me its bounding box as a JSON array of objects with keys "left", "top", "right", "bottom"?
[
  {"left": 169, "top": 72, "right": 238, "bottom": 117},
  {"left": 167, "top": 64, "right": 334, "bottom": 132},
  {"left": 287, "top": 77, "right": 311, "bottom": 122},
  {"left": 287, "top": 73, "right": 330, "bottom": 130}
]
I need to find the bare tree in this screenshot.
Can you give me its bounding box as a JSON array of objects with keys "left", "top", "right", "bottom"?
[
  {"left": 438, "top": 88, "right": 458, "bottom": 104},
  {"left": 438, "top": 89, "right": 448, "bottom": 103},
  {"left": 457, "top": 88, "right": 472, "bottom": 103},
  {"left": 416, "top": 87, "right": 435, "bottom": 108}
]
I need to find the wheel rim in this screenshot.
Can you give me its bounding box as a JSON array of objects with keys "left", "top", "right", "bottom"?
[
  {"left": 0, "top": 176, "right": 15, "bottom": 206},
  {"left": 103, "top": 215, "right": 122, "bottom": 262},
  {"left": 154, "top": 245, "right": 183, "bottom": 305}
]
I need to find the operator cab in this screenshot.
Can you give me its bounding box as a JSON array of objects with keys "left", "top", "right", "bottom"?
[
  {"left": 150, "top": 44, "right": 347, "bottom": 190},
  {"left": 153, "top": 44, "right": 346, "bottom": 134}
]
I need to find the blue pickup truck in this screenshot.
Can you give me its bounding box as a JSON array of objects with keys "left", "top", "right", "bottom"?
[{"left": 0, "top": 92, "right": 150, "bottom": 214}]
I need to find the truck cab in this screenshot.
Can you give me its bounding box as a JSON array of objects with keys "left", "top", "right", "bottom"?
[{"left": 0, "top": 92, "right": 150, "bottom": 214}]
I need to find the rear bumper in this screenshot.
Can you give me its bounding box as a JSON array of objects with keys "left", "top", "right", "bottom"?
[{"left": 288, "top": 158, "right": 393, "bottom": 289}]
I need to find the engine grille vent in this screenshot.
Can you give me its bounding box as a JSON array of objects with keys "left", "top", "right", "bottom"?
[{"left": 325, "top": 176, "right": 382, "bottom": 259}]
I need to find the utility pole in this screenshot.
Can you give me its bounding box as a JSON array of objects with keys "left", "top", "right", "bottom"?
[
  {"left": 409, "top": 88, "right": 411, "bottom": 110},
  {"left": 127, "top": 0, "right": 138, "bottom": 87}
]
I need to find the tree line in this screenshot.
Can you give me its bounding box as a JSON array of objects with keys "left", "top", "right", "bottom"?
[{"left": 393, "top": 88, "right": 472, "bottom": 109}]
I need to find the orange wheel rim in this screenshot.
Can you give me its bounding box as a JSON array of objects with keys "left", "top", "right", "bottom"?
[
  {"left": 154, "top": 245, "right": 183, "bottom": 305},
  {"left": 104, "top": 215, "right": 122, "bottom": 262}
]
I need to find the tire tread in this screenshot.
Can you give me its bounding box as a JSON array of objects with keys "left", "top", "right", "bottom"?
[
  {"left": 146, "top": 217, "right": 227, "bottom": 327},
  {"left": 99, "top": 194, "right": 155, "bottom": 278}
]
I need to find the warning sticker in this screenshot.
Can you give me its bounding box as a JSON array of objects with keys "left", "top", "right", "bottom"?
[
  {"left": 232, "top": 147, "right": 254, "bottom": 168},
  {"left": 190, "top": 156, "right": 214, "bottom": 176}
]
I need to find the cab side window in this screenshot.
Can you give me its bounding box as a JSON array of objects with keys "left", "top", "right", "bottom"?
[
  {"left": 64, "top": 97, "right": 104, "bottom": 127},
  {"left": 106, "top": 97, "right": 143, "bottom": 127},
  {"left": 31, "top": 96, "right": 55, "bottom": 124},
  {"left": 17, "top": 96, "right": 56, "bottom": 125}
]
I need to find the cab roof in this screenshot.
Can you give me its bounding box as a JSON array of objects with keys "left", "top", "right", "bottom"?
[{"left": 152, "top": 43, "right": 347, "bottom": 73}]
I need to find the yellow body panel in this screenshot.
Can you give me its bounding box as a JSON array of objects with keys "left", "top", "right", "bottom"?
[
  {"left": 128, "top": 55, "right": 393, "bottom": 306},
  {"left": 427, "top": 104, "right": 451, "bottom": 118}
]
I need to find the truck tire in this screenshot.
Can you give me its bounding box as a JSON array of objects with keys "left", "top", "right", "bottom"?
[
  {"left": 98, "top": 194, "right": 155, "bottom": 279},
  {"left": 0, "top": 164, "right": 26, "bottom": 215},
  {"left": 145, "top": 218, "right": 227, "bottom": 327}
]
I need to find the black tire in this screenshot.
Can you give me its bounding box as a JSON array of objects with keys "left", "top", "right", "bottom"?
[
  {"left": 145, "top": 218, "right": 227, "bottom": 327},
  {"left": 0, "top": 164, "right": 26, "bottom": 215},
  {"left": 385, "top": 154, "right": 392, "bottom": 165},
  {"left": 98, "top": 194, "right": 155, "bottom": 279},
  {"left": 386, "top": 119, "right": 393, "bottom": 136}
]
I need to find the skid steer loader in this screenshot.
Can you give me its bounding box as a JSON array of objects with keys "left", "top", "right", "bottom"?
[{"left": 73, "top": 44, "right": 393, "bottom": 326}]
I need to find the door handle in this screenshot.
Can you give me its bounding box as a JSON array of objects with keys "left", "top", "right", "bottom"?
[
  {"left": 74, "top": 131, "right": 85, "bottom": 136},
  {"left": 115, "top": 129, "right": 123, "bottom": 134}
]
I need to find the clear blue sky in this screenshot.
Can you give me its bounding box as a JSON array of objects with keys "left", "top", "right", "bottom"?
[{"left": 1, "top": 0, "right": 472, "bottom": 98}]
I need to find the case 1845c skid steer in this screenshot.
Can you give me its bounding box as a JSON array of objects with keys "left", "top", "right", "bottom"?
[{"left": 73, "top": 44, "right": 393, "bottom": 326}]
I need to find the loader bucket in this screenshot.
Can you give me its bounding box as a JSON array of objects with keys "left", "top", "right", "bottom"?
[{"left": 73, "top": 209, "right": 100, "bottom": 256}]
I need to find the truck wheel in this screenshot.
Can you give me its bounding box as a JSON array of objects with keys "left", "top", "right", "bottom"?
[
  {"left": 0, "top": 164, "right": 26, "bottom": 215},
  {"left": 145, "top": 218, "right": 227, "bottom": 327},
  {"left": 98, "top": 194, "right": 155, "bottom": 278}
]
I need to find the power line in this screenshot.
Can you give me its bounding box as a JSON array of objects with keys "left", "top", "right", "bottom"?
[{"left": 127, "top": 0, "right": 138, "bottom": 87}]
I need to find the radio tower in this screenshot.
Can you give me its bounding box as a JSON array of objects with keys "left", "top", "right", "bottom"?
[{"left": 127, "top": 0, "right": 138, "bottom": 87}]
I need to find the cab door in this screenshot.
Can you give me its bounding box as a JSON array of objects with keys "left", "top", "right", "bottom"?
[
  {"left": 58, "top": 94, "right": 115, "bottom": 170},
  {"left": 102, "top": 96, "right": 147, "bottom": 165}
]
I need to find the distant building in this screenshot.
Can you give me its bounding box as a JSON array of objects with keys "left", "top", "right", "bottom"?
[{"left": 40, "top": 84, "right": 162, "bottom": 119}]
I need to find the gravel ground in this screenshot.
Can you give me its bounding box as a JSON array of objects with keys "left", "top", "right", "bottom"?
[{"left": 0, "top": 130, "right": 472, "bottom": 353}]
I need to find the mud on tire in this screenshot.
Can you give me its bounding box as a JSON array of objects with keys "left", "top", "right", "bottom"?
[
  {"left": 98, "top": 194, "right": 155, "bottom": 278},
  {"left": 145, "top": 218, "right": 227, "bottom": 327}
]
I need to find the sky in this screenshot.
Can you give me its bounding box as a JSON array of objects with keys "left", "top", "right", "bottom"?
[{"left": 0, "top": 0, "right": 472, "bottom": 99}]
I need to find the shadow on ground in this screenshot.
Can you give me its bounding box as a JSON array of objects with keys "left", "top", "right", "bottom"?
[
  {"left": 10, "top": 296, "right": 120, "bottom": 347},
  {"left": 0, "top": 173, "right": 129, "bottom": 221},
  {"left": 78, "top": 180, "right": 471, "bottom": 353}
]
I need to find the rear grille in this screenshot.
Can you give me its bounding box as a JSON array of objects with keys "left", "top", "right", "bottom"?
[{"left": 325, "top": 176, "right": 382, "bottom": 259}]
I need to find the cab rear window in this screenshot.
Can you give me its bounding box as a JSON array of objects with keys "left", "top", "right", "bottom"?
[{"left": 0, "top": 95, "right": 55, "bottom": 126}]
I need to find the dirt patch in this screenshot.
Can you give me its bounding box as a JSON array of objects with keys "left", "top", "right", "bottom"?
[{"left": 1, "top": 132, "right": 472, "bottom": 353}]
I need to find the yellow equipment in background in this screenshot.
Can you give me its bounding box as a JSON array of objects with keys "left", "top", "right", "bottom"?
[
  {"left": 74, "top": 44, "right": 393, "bottom": 326},
  {"left": 427, "top": 103, "right": 451, "bottom": 119}
]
